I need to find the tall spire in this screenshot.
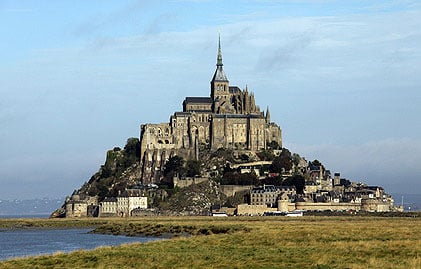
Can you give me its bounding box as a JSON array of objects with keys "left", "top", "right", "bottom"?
[
  {"left": 211, "top": 34, "right": 228, "bottom": 82},
  {"left": 217, "top": 33, "right": 223, "bottom": 66}
]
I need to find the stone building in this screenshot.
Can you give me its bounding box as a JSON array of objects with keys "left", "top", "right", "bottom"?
[
  {"left": 117, "top": 189, "right": 148, "bottom": 217},
  {"left": 140, "top": 37, "right": 282, "bottom": 184},
  {"left": 65, "top": 194, "right": 98, "bottom": 218},
  {"left": 250, "top": 185, "right": 296, "bottom": 207},
  {"left": 99, "top": 197, "right": 117, "bottom": 217}
]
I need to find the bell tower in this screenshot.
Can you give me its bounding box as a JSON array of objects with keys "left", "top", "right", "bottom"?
[{"left": 211, "top": 35, "right": 229, "bottom": 103}]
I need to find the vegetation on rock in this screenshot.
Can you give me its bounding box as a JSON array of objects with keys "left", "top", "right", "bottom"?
[{"left": 77, "top": 138, "right": 141, "bottom": 201}]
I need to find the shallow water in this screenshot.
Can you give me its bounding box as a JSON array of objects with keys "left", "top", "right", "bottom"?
[{"left": 0, "top": 228, "right": 159, "bottom": 260}]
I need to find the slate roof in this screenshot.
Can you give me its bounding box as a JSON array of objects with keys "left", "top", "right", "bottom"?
[
  {"left": 213, "top": 114, "right": 263, "bottom": 119},
  {"left": 212, "top": 66, "right": 229, "bottom": 82},
  {"left": 102, "top": 197, "right": 117, "bottom": 202},
  {"left": 174, "top": 112, "right": 191, "bottom": 117},
  {"left": 184, "top": 97, "right": 213, "bottom": 104},
  {"left": 229, "top": 86, "right": 241, "bottom": 93}
]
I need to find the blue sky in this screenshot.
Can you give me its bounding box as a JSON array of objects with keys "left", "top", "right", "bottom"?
[{"left": 1, "top": 0, "right": 420, "bottom": 199}]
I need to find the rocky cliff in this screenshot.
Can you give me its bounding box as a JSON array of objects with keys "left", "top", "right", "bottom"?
[{"left": 76, "top": 137, "right": 141, "bottom": 201}]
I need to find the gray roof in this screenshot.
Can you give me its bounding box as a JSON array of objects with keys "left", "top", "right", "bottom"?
[
  {"left": 174, "top": 112, "right": 191, "bottom": 117},
  {"left": 229, "top": 86, "right": 241, "bottom": 93},
  {"left": 102, "top": 197, "right": 117, "bottom": 202},
  {"left": 212, "top": 66, "right": 228, "bottom": 82},
  {"left": 213, "top": 114, "right": 263, "bottom": 119},
  {"left": 121, "top": 189, "right": 144, "bottom": 197},
  {"left": 184, "top": 97, "right": 213, "bottom": 104}
]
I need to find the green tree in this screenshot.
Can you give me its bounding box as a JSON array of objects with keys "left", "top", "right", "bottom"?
[
  {"left": 267, "top": 140, "right": 281, "bottom": 150},
  {"left": 292, "top": 153, "right": 301, "bottom": 166},
  {"left": 291, "top": 175, "right": 305, "bottom": 194},
  {"left": 221, "top": 171, "right": 259, "bottom": 185},
  {"left": 257, "top": 150, "right": 275, "bottom": 161},
  {"left": 124, "top": 138, "right": 140, "bottom": 158},
  {"left": 123, "top": 138, "right": 140, "bottom": 167},
  {"left": 269, "top": 148, "right": 292, "bottom": 173},
  {"left": 161, "top": 156, "right": 185, "bottom": 188},
  {"left": 164, "top": 156, "right": 185, "bottom": 177},
  {"left": 186, "top": 159, "right": 201, "bottom": 177},
  {"left": 282, "top": 175, "right": 306, "bottom": 194}
]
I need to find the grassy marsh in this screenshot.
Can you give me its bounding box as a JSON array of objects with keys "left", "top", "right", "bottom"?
[{"left": 0, "top": 216, "right": 420, "bottom": 268}]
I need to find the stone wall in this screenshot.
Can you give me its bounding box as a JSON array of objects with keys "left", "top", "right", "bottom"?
[
  {"left": 277, "top": 200, "right": 296, "bottom": 212},
  {"left": 361, "top": 199, "right": 392, "bottom": 212},
  {"left": 220, "top": 185, "right": 253, "bottom": 198},
  {"left": 65, "top": 202, "right": 88, "bottom": 218},
  {"left": 294, "top": 202, "right": 361, "bottom": 211},
  {"left": 237, "top": 204, "right": 276, "bottom": 216},
  {"left": 173, "top": 177, "right": 209, "bottom": 188}
]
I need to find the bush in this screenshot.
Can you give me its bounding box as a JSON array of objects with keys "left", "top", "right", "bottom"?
[{"left": 186, "top": 159, "right": 201, "bottom": 177}]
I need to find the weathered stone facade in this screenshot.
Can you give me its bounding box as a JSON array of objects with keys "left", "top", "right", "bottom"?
[
  {"left": 250, "top": 185, "right": 296, "bottom": 207},
  {"left": 140, "top": 37, "right": 282, "bottom": 184},
  {"left": 65, "top": 194, "right": 98, "bottom": 218},
  {"left": 116, "top": 189, "right": 148, "bottom": 217}
]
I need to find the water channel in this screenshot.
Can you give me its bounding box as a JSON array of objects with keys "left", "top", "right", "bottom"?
[{"left": 0, "top": 228, "right": 160, "bottom": 260}]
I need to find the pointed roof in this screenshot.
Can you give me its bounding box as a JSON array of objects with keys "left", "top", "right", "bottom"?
[
  {"left": 266, "top": 106, "right": 271, "bottom": 122},
  {"left": 211, "top": 34, "right": 228, "bottom": 82},
  {"left": 217, "top": 34, "right": 223, "bottom": 66}
]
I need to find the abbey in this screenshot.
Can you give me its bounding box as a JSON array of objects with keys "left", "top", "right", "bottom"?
[{"left": 140, "top": 37, "right": 282, "bottom": 183}]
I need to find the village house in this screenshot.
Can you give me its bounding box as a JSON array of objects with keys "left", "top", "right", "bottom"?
[
  {"left": 250, "top": 185, "right": 296, "bottom": 207},
  {"left": 117, "top": 189, "right": 148, "bottom": 217},
  {"left": 65, "top": 189, "right": 148, "bottom": 218},
  {"left": 98, "top": 197, "right": 117, "bottom": 217}
]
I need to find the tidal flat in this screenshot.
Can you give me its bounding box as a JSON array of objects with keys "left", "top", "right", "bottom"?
[{"left": 0, "top": 216, "right": 420, "bottom": 269}]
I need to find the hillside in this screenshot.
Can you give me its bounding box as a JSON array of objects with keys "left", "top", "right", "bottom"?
[
  {"left": 56, "top": 135, "right": 398, "bottom": 218},
  {"left": 76, "top": 138, "right": 141, "bottom": 201}
]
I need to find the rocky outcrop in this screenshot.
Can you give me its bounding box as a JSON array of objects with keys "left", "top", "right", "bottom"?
[
  {"left": 158, "top": 180, "right": 227, "bottom": 216},
  {"left": 77, "top": 138, "right": 141, "bottom": 201}
]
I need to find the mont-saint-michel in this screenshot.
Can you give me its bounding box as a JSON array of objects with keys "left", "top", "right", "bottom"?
[{"left": 55, "top": 37, "right": 399, "bottom": 218}]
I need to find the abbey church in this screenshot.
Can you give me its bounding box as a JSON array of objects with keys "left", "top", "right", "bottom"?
[{"left": 140, "top": 37, "right": 282, "bottom": 183}]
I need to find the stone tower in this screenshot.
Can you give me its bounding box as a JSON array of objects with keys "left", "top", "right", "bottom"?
[{"left": 211, "top": 35, "right": 230, "bottom": 108}]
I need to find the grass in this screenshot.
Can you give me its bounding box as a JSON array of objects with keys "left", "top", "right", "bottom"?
[{"left": 0, "top": 216, "right": 420, "bottom": 268}]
